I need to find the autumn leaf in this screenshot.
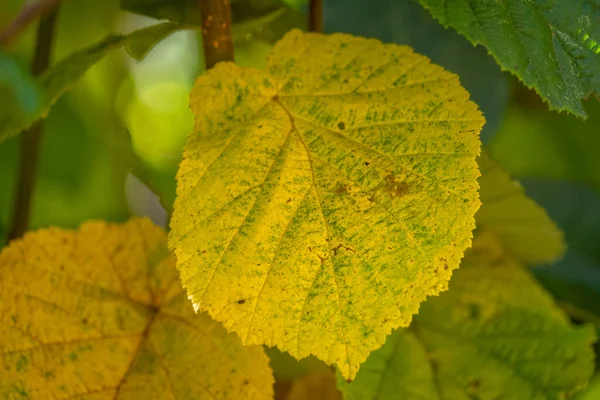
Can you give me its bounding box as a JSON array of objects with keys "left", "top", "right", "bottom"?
[
  {"left": 476, "top": 150, "right": 565, "bottom": 264},
  {"left": 0, "top": 218, "right": 273, "bottom": 399},
  {"left": 169, "top": 29, "right": 484, "bottom": 379},
  {"left": 338, "top": 232, "right": 597, "bottom": 399}
]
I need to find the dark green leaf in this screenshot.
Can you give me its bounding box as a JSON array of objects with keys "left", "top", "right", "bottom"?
[{"left": 418, "top": 0, "right": 600, "bottom": 117}]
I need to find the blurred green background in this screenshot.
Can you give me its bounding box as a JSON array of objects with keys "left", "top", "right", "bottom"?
[{"left": 1, "top": 0, "right": 599, "bottom": 396}]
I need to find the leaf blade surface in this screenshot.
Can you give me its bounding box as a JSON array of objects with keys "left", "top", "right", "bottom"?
[{"left": 170, "top": 30, "right": 484, "bottom": 379}]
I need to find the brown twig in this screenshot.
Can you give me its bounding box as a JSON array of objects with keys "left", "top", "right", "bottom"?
[
  {"left": 309, "top": 0, "right": 323, "bottom": 33},
  {"left": 199, "top": 0, "right": 234, "bottom": 69},
  {"left": 7, "top": 10, "right": 58, "bottom": 242},
  {"left": 0, "top": 0, "right": 62, "bottom": 47}
]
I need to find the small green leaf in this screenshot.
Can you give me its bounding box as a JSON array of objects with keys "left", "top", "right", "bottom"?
[
  {"left": 339, "top": 233, "right": 597, "bottom": 399},
  {"left": 125, "top": 22, "right": 180, "bottom": 61},
  {"left": 120, "top": 0, "right": 306, "bottom": 43},
  {"left": 0, "top": 23, "right": 186, "bottom": 144},
  {"left": 476, "top": 151, "right": 565, "bottom": 264},
  {"left": 418, "top": 0, "right": 600, "bottom": 117},
  {"left": 120, "top": 0, "right": 202, "bottom": 25},
  {"left": 0, "top": 51, "right": 42, "bottom": 141}
]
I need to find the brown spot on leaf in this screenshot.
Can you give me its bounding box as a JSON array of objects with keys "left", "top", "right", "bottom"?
[{"left": 237, "top": 299, "right": 246, "bottom": 305}]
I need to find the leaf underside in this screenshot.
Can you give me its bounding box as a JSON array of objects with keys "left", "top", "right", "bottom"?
[{"left": 169, "top": 30, "right": 484, "bottom": 379}]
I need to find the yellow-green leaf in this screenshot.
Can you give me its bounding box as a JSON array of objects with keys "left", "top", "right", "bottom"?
[
  {"left": 477, "top": 150, "right": 565, "bottom": 264},
  {"left": 0, "top": 218, "right": 273, "bottom": 399},
  {"left": 169, "top": 29, "right": 484, "bottom": 379},
  {"left": 339, "top": 232, "right": 596, "bottom": 399}
]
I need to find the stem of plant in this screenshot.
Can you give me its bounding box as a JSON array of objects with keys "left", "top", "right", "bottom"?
[
  {"left": 309, "top": 0, "right": 323, "bottom": 33},
  {"left": 199, "top": 0, "right": 234, "bottom": 70},
  {"left": 7, "top": 9, "right": 58, "bottom": 242},
  {"left": 0, "top": 0, "right": 62, "bottom": 47}
]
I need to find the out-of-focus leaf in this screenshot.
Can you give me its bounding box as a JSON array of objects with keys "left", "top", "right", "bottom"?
[
  {"left": 232, "top": 0, "right": 306, "bottom": 43},
  {"left": 490, "top": 100, "right": 600, "bottom": 191},
  {"left": 0, "top": 51, "right": 42, "bottom": 137},
  {"left": 125, "top": 22, "right": 180, "bottom": 61},
  {"left": 520, "top": 179, "right": 600, "bottom": 264},
  {"left": 0, "top": 218, "right": 275, "bottom": 399},
  {"left": 0, "top": 35, "right": 123, "bottom": 143},
  {"left": 169, "top": 30, "right": 483, "bottom": 380},
  {"left": 0, "top": 21, "right": 196, "bottom": 144},
  {"left": 418, "top": 0, "right": 600, "bottom": 118},
  {"left": 0, "top": 96, "right": 130, "bottom": 244},
  {"left": 476, "top": 151, "right": 565, "bottom": 264},
  {"left": 120, "top": 0, "right": 306, "bottom": 43},
  {"left": 338, "top": 233, "right": 597, "bottom": 399},
  {"left": 534, "top": 250, "right": 600, "bottom": 327},
  {"left": 324, "top": 0, "right": 508, "bottom": 142},
  {"left": 120, "top": 0, "right": 201, "bottom": 25}
]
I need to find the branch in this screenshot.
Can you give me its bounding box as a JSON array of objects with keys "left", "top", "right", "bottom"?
[
  {"left": 0, "top": 0, "right": 62, "bottom": 47},
  {"left": 309, "top": 0, "right": 323, "bottom": 33},
  {"left": 199, "top": 0, "right": 234, "bottom": 69},
  {"left": 7, "top": 10, "right": 58, "bottom": 242}
]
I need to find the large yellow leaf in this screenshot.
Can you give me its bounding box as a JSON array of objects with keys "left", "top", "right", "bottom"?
[
  {"left": 0, "top": 218, "right": 273, "bottom": 399},
  {"left": 169, "top": 29, "right": 484, "bottom": 379},
  {"left": 476, "top": 151, "right": 565, "bottom": 264}
]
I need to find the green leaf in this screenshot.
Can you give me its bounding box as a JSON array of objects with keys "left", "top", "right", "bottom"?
[
  {"left": 490, "top": 101, "right": 600, "bottom": 191},
  {"left": 0, "top": 96, "right": 130, "bottom": 243},
  {"left": 0, "top": 36, "right": 123, "bottom": 143},
  {"left": 0, "top": 52, "right": 42, "bottom": 141},
  {"left": 0, "top": 218, "right": 274, "bottom": 399},
  {"left": 124, "top": 22, "right": 180, "bottom": 61},
  {"left": 120, "top": 0, "right": 306, "bottom": 42},
  {"left": 231, "top": 0, "right": 307, "bottom": 43},
  {"left": 169, "top": 30, "right": 484, "bottom": 380},
  {"left": 476, "top": 151, "right": 565, "bottom": 264},
  {"left": 120, "top": 0, "right": 202, "bottom": 25},
  {"left": 0, "top": 23, "right": 190, "bottom": 144},
  {"left": 339, "top": 233, "right": 597, "bottom": 399},
  {"left": 520, "top": 179, "right": 600, "bottom": 264},
  {"left": 418, "top": 0, "right": 600, "bottom": 117}
]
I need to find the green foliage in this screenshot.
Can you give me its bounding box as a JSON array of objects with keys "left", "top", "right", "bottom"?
[
  {"left": 417, "top": 0, "right": 600, "bottom": 117},
  {"left": 339, "top": 234, "right": 596, "bottom": 399}
]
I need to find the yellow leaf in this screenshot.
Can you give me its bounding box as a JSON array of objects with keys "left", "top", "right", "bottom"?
[
  {"left": 169, "top": 30, "right": 484, "bottom": 379},
  {"left": 0, "top": 218, "right": 273, "bottom": 399},
  {"left": 287, "top": 370, "right": 342, "bottom": 400},
  {"left": 476, "top": 150, "right": 565, "bottom": 264}
]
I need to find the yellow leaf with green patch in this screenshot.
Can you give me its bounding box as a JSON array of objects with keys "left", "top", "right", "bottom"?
[
  {"left": 0, "top": 218, "right": 273, "bottom": 399},
  {"left": 477, "top": 150, "right": 565, "bottom": 264},
  {"left": 339, "top": 232, "right": 596, "bottom": 399},
  {"left": 169, "top": 29, "right": 484, "bottom": 379}
]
